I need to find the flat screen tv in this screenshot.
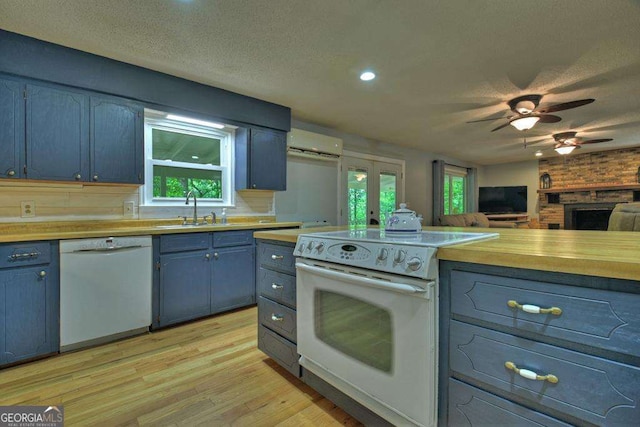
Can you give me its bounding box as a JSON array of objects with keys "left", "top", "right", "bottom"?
[{"left": 479, "top": 186, "right": 527, "bottom": 214}]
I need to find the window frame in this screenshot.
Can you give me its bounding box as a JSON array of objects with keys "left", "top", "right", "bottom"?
[
  {"left": 143, "top": 110, "right": 235, "bottom": 207},
  {"left": 443, "top": 165, "right": 468, "bottom": 215}
]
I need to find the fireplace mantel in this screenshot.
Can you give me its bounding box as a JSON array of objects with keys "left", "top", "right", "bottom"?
[{"left": 538, "top": 184, "right": 640, "bottom": 194}]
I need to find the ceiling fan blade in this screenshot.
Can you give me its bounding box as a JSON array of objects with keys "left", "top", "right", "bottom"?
[
  {"left": 537, "top": 114, "right": 562, "bottom": 123},
  {"left": 466, "top": 116, "right": 508, "bottom": 123},
  {"left": 537, "top": 99, "right": 595, "bottom": 114},
  {"left": 579, "top": 138, "right": 613, "bottom": 145},
  {"left": 490, "top": 122, "right": 511, "bottom": 132}
]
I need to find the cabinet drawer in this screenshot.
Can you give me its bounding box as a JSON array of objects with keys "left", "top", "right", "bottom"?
[
  {"left": 258, "top": 296, "right": 297, "bottom": 343},
  {"left": 212, "top": 230, "right": 253, "bottom": 248},
  {"left": 449, "top": 321, "right": 640, "bottom": 426},
  {"left": 448, "top": 379, "right": 570, "bottom": 427},
  {"left": 257, "top": 242, "right": 295, "bottom": 275},
  {"left": 257, "top": 324, "right": 300, "bottom": 377},
  {"left": 450, "top": 270, "right": 640, "bottom": 357},
  {"left": 257, "top": 267, "right": 296, "bottom": 308},
  {"left": 0, "top": 242, "right": 51, "bottom": 269},
  {"left": 159, "top": 233, "right": 209, "bottom": 253}
]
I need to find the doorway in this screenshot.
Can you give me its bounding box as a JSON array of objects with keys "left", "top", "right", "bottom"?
[{"left": 340, "top": 156, "right": 404, "bottom": 227}]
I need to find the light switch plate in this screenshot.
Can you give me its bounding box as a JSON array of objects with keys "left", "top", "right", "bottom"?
[
  {"left": 21, "top": 200, "right": 36, "bottom": 218},
  {"left": 124, "top": 201, "right": 135, "bottom": 217}
]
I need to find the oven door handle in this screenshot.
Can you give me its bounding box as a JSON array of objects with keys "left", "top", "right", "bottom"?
[{"left": 296, "top": 262, "right": 433, "bottom": 297}]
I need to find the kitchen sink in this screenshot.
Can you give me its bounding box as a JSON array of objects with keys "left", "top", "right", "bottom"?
[{"left": 154, "top": 223, "right": 223, "bottom": 229}]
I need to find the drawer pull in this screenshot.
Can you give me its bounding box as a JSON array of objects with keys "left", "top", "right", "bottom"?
[
  {"left": 271, "top": 314, "right": 284, "bottom": 322},
  {"left": 508, "top": 300, "right": 562, "bottom": 316},
  {"left": 271, "top": 254, "right": 284, "bottom": 260},
  {"left": 505, "top": 361, "right": 558, "bottom": 384},
  {"left": 9, "top": 252, "right": 40, "bottom": 261},
  {"left": 271, "top": 283, "right": 284, "bottom": 290}
]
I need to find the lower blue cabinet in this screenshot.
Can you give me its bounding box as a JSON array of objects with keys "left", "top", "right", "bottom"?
[
  {"left": 158, "top": 250, "right": 212, "bottom": 327},
  {"left": 0, "top": 241, "right": 59, "bottom": 366},
  {"left": 153, "top": 231, "right": 255, "bottom": 328},
  {"left": 212, "top": 245, "right": 255, "bottom": 313}
]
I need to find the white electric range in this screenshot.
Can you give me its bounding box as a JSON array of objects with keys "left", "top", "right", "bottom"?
[{"left": 294, "top": 229, "right": 498, "bottom": 427}]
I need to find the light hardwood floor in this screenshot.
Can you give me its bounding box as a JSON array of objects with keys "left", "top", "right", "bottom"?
[{"left": 0, "top": 307, "right": 363, "bottom": 426}]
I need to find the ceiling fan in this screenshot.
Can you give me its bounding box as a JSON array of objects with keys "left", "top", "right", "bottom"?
[
  {"left": 551, "top": 131, "right": 613, "bottom": 154},
  {"left": 468, "top": 94, "right": 595, "bottom": 132}
]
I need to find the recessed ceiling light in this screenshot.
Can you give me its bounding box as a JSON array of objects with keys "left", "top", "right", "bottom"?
[
  {"left": 360, "top": 71, "right": 376, "bottom": 81},
  {"left": 191, "top": 155, "right": 199, "bottom": 160},
  {"left": 535, "top": 151, "right": 543, "bottom": 157}
]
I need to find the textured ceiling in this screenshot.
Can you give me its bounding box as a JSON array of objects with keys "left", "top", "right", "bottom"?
[{"left": 2, "top": 0, "right": 640, "bottom": 165}]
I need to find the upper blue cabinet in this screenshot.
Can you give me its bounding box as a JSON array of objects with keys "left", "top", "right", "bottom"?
[
  {"left": 0, "top": 77, "right": 23, "bottom": 179},
  {"left": 26, "top": 83, "right": 89, "bottom": 181},
  {"left": 0, "top": 76, "right": 144, "bottom": 184},
  {"left": 235, "top": 127, "right": 287, "bottom": 191},
  {"left": 90, "top": 96, "right": 144, "bottom": 184}
]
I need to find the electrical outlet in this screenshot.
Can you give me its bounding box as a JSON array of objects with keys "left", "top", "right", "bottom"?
[
  {"left": 124, "top": 201, "right": 135, "bottom": 217},
  {"left": 21, "top": 200, "right": 36, "bottom": 218}
]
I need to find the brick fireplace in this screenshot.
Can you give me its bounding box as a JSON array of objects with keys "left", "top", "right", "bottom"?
[{"left": 538, "top": 147, "right": 640, "bottom": 229}]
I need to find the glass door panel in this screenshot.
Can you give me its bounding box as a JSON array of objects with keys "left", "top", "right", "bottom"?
[{"left": 347, "top": 167, "right": 369, "bottom": 229}]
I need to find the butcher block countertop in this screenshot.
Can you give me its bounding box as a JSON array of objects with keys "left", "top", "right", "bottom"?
[
  {"left": 254, "top": 226, "right": 640, "bottom": 281},
  {"left": 0, "top": 217, "right": 301, "bottom": 243}
]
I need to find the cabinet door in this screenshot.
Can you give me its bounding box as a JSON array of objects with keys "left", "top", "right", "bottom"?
[
  {"left": 0, "top": 78, "right": 24, "bottom": 179},
  {"left": 249, "top": 128, "right": 286, "bottom": 190},
  {"left": 25, "top": 84, "right": 89, "bottom": 181},
  {"left": 90, "top": 96, "right": 144, "bottom": 184},
  {"left": 158, "top": 250, "right": 211, "bottom": 327},
  {"left": 1, "top": 266, "right": 59, "bottom": 365},
  {"left": 212, "top": 245, "right": 255, "bottom": 313}
]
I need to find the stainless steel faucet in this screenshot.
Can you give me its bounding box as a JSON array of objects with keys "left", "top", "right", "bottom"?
[{"left": 185, "top": 191, "right": 198, "bottom": 224}]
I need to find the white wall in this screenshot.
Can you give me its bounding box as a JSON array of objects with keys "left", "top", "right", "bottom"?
[
  {"left": 285, "top": 119, "right": 475, "bottom": 225},
  {"left": 478, "top": 160, "right": 539, "bottom": 218}
]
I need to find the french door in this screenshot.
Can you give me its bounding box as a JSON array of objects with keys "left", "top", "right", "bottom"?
[{"left": 340, "top": 156, "right": 403, "bottom": 227}]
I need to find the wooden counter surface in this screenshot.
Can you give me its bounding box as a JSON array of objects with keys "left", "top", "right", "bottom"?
[
  {"left": 0, "top": 218, "right": 301, "bottom": 243},
  {"left": 254, "top": 226, "right": 640, "bottom": 281}
]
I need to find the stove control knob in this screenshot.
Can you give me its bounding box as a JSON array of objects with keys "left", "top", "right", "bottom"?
[
  {"left": 377, "top": 248, "right": 388, "bottom": 260},
  {"left": 306, "top": 241, "right": 315, "bottom": 251},
  {"left": 298, "top": 244, "right": 305, "bottom": 253},
  {"left": 394, "top": 250, "right": 406, "bottom": 264},
  {"left": 315, "top": 242, "right": 325, "bottom": 252},
  {"left": 407, "top": 257, "right": 423, "bottom": 271}
]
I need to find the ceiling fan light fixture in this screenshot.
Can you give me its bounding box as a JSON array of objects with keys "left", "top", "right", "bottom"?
[
  {"left": 510, "top": 116, "right": 540, "bottom": 131},
  {"left": 535, "top": 150, "right": 543, "bottom": 157},
  {"left": 555, "top": 145, "right": 576, "bottom": 155}
]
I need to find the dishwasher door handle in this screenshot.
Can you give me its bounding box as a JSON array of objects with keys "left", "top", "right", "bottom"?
[{"left": 73, "top": 245, "right": 144, "bottom": 253}]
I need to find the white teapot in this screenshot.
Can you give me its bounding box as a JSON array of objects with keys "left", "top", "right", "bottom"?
[{"left": 385, "top": 203, "right": 423, "bottom": 233}]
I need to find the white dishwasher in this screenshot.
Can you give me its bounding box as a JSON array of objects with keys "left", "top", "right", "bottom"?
[{"left": 60, "top": 236, "right": 152, "bottom": 351}]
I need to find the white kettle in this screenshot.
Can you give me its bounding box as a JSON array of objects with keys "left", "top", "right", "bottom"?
[{"left": 385, "top": 203, "right": 423, "bottom": 233}]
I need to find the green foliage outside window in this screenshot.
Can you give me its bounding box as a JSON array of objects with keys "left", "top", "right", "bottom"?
[
  {"left": 348, "top": 188, "right": 367, "bottom": 226},
  {"left": 379, "top": 191, "right": 396, "bottom": 225},
  {"left": 444, "top": 174, "right": 466, "bottom": 214}
]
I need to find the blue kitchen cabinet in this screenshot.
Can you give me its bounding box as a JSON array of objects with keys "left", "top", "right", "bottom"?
[
  {"left": 158, "top": 250, "right": 212, "bottom": 327},
  {"left": 235, "top": 127, "right": 287, "bottom": 191},
  {"left": 25, "top": 83, "right": 89, "bottom": 181},
  {"left": 211, "top": 245, "right": 255, "bottom": 313},
  {"left": 0, "top": 77, "right": 23, "bottom": 179},
  {"left": 153, "top": 230, "right": 257, "bottom": 329},
  {"left": 90, "top": 96, "right": 144, "bottom": 184},
  {"left": 0, "top": 241, "right": 59, "bottom": 367}
]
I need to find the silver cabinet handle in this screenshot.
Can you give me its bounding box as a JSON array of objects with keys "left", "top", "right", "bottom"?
[
  {"left": 271, "top": 314, "right": 284, "bottom": 322},
  {"left": 9, "top": 252, "right": 39, "bottom": 261},
  {"left": 7, "top": 169, "right": 15, "bottom": 177},
  {"left": 39, "top": 270, "right": 46, "bottom": 278},
  {"left": 205, "top": 253, "right": 211, "bottom": 260},
  {"left": 93, "top": 175, "right": 99, "bottom": 181},
  {"left": 213, "top": 252, "right": 219, "bottom": 260},
  {"left": 505, "top": 361, "right": 558, "bottom": 384},
  {"left": 508, "top": 300, "right": 562, "bottom": 316},
  {"left": 271, "top": 254, "right": 284, "bottom": 260},
  {"left": 75, "top": 173, "right": 82, "bottom": 180},
  {"left": 271, "top": 283, "right": 283, "bottom": 290}
]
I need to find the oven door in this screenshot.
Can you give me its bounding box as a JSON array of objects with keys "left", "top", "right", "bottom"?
[{"left": 296, "top": 259, "right": 437, "bottom": 427}]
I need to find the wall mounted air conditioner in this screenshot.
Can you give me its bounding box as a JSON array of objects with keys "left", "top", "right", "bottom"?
[{"left": 287, "top": 128, "right": 343, "bottom": 161}]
